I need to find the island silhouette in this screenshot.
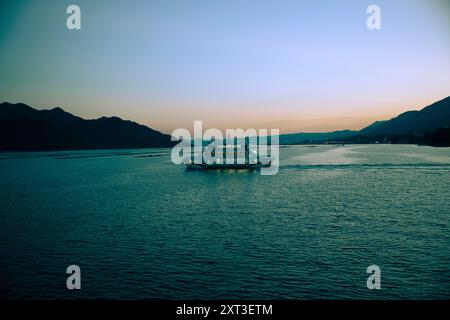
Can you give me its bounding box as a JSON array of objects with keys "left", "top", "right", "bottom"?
[{"left": 0, "top": 96, "right": 449, "bottom": 151}]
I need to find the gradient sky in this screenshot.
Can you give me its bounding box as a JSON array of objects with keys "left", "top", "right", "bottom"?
[{"left": 0, "top": 0, "right": 449, "bottom": 133}]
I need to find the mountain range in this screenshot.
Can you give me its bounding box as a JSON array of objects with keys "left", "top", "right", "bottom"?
[
  {"left": 279, "top": 96, "right": 450, "bottom": 145},
  {"left": 0, "top": 96, "right": 449, "bottom": 151},
  {"left": 0, "top": 102, "right": 175, "bottom": 151}
]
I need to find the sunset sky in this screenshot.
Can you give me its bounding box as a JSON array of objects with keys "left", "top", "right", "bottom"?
[{"left": 0, "top": 0, "right": 449, "bottom": 133}]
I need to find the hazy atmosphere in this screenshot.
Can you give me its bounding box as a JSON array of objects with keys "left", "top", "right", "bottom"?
[{"left": 0, "top": 0, "right": 449, "bottom": 133}]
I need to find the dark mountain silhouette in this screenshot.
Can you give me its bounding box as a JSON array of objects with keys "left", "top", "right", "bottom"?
[
  {"left": 279, "top": 96, "right": 450, "bottom": 145},
  {"left": 423, "top": 127, "right": 450, "bottom": 147},
  {"left": 359, "top": 96, "right": 450, "bottom": 135},
  {"left": 279, "top": 130, "right": 356, "bottom": 144},
  {"left": 0, "top": 102, "right": 176, "bottom": 151},
  {"left": 2, "top": 96, "right": 449, "bottom": 150}
]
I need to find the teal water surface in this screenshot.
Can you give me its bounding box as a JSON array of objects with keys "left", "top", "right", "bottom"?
[{"left": 0, "top": 145, "right": 449, "bottom": 299}]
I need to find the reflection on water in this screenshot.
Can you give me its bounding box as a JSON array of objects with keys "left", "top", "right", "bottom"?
[{"left": 0, "top": 145, "right": 449, "bottom": 299}]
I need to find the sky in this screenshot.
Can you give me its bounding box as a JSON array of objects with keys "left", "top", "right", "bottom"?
[{"left": 0, "top": 0, "right": 449, "bottom": 134}]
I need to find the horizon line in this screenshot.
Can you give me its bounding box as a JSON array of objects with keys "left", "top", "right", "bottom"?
[{"left": 1, "top": 94, "right": 449, "bottom": 135}]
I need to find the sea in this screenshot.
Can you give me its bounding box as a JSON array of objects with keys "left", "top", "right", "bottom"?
[{"left": 0, "top": 144, "right": 449, "bottom": 299}]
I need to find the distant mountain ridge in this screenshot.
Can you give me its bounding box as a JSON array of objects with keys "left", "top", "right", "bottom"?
[
  {"left": 279, "top": 130, "right": 356, "bottom": 144},
  {"left": 280, "top": 96, "right": 450, "bottom": 144},
  {"left": 1, "top": 96, "right": 449, "bottom": 150},
  {"left": 0, "top": 102, "right": 175, "bottom": 151},
  {"left": 359, "top": 96, "right": 450, "bottom": 135}
]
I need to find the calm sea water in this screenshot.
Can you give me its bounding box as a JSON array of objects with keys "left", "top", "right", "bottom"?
[{"left": 0, "top": 145, "right": 449, "bottom": 299}]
